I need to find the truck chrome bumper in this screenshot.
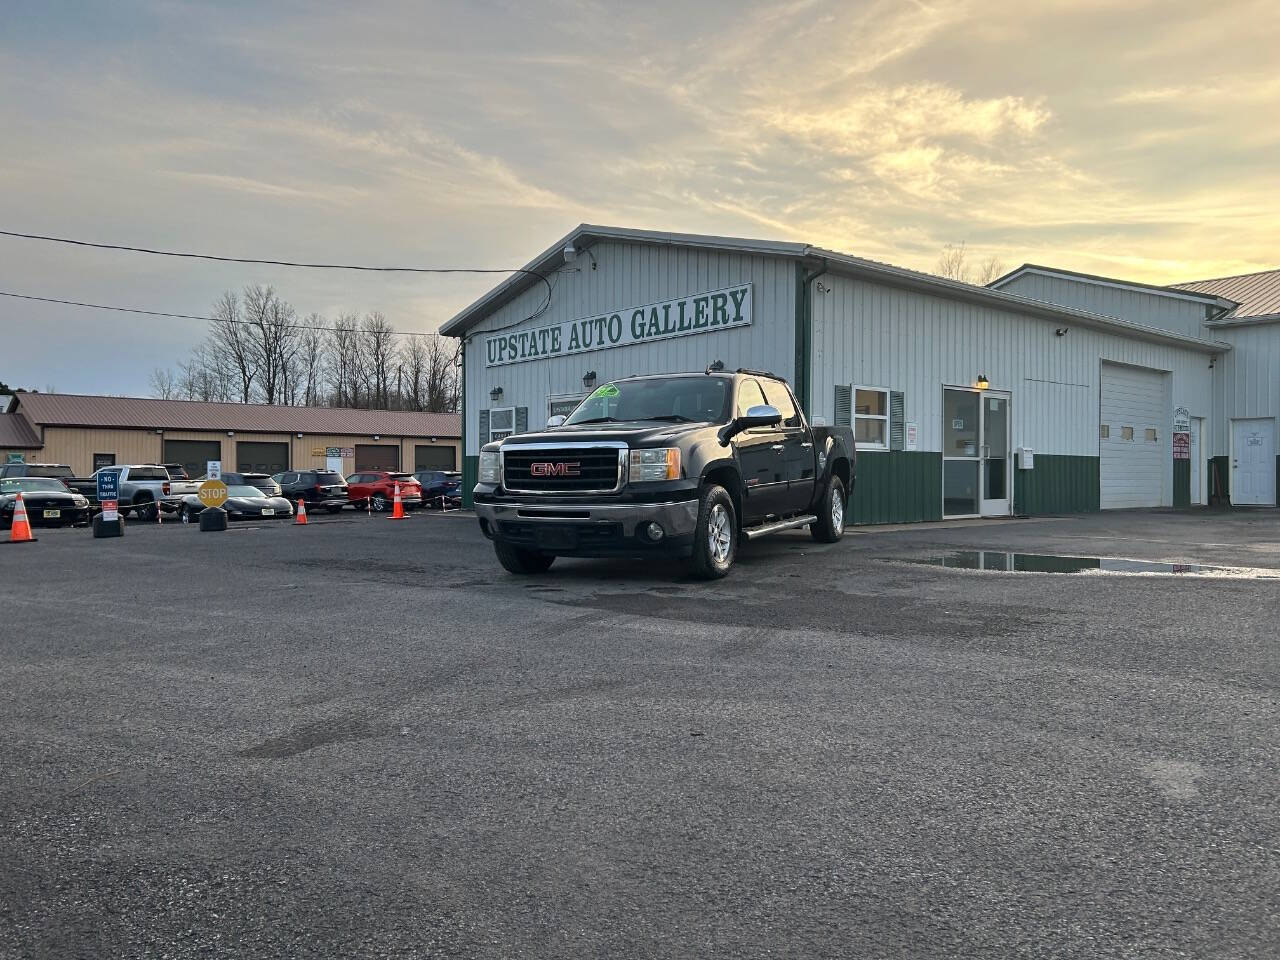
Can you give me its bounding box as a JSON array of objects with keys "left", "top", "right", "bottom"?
[{"left": 475, "top": 498, "right": 700, "bottom": 555}]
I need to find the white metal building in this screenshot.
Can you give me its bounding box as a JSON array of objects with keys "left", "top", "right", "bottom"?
[{"left": 443, "top": 226, "right": 1267, "bottom": 523}]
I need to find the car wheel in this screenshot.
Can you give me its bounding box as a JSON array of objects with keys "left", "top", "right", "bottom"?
[
  {"left": 810, "top": 475, "right": 847, "bottom": 543},
  {"left": 370, "top": 493, "right": 389, "bottom": 512},
  {"left": 689, "top": 483, "right": 737, "bottom": 580},
  {"left": 494, "top": 540, "right": 556, "bottom": 574}
]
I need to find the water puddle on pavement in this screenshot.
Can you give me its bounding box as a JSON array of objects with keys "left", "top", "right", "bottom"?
[{"left": 895, "top": 550, "right": 1280, "bottom": 578}]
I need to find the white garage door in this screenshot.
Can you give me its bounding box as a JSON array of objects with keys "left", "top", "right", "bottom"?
[{"left": 1100, "top": 363, "right": 1166, "bottom": 508}]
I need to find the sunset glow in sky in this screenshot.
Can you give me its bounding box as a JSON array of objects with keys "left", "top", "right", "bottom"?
[{"left": 2, "top": 0, "right": 1277, "bottom": 393}]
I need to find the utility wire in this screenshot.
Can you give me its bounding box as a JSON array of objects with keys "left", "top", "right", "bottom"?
[
  {"left": 0, "top": 227, "right": 554, "bottom": 321},
  {"left": 0, "top": 289, "right": 445, "bottom": 339}
]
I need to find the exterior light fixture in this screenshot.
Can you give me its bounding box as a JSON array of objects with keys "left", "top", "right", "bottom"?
[
  {"left": 296, "top": 432, "right": 304, "bottom": 439},
  {"left": 705, "top": 360, "right": 725, "bottom": 374},
  {"left": 563, "top": 242, "right": 577, "bottom": 263},
  {"left": 227, "top": 431, "right": 235, "bottom": 437},
  {"left": 372, "top": 434, "right": 381, "bottom": 441},
  {"left": 583, "top": 370, "right": 597, "bottom": 389},
  {"left": 490, "top": 386, "right": 503, "bottom": 403},
  {"left": 976, "top": 375, "right": 990, "bottom": 391}
]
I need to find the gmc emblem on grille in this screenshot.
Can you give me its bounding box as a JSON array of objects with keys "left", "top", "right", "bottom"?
[{"left": 530, "top": 461, "right": 581, "bottom": 477}]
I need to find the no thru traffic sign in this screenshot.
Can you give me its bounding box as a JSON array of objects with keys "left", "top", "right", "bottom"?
[{"left": 198, "top": 479, "right": 229, "bottom": 509}]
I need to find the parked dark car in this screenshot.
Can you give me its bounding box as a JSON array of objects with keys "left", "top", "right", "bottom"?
[
  {"left": 415, "top": 470, "right": 462, "bottom": 507},
  {"left": 195, "top": 471, "right": 282, "bottom": 497},
  {"left": 0, "top": 462, "right": 75, "bottom": 480},
  {"left": 271, "top": 470, "right": 349, "bottom": 513},
  {"left": 178, "top": 484, "right": 293, "bottom": 522},
  {"left": 474, "top": 369, "right": 855, "bottom": 579},
  {"left": 344, "top": 471, "right": 423, "bottom": 512},
  {"left": 0, "top": 477, "right": 92, "bottom": 528}
]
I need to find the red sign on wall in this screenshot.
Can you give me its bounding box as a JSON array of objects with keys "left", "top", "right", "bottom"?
[{"left": 1173, "top": 431, "right": 1191, "bottom": 460}]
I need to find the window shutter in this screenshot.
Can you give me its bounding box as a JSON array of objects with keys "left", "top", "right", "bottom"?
[
  {"left": 515, "top": 406, "right": 528, "bottom": 434},
  {"left": 478, "top": 409, "right": 490, "bottom": 446},
  {"left": 889, "top": 391, "right": 905, "bottom": 451},
  {"left": 834, "top": 385, "right": 852, "bottom": 427}
]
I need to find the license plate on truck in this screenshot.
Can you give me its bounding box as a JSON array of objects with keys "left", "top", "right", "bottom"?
[{"left": 43, "top": 509, "right": 60, "bottom": 518}]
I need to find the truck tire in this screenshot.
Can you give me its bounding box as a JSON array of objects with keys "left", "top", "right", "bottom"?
[
  {"left": 689, "top": 483, "right": 737, "bottom": 579},
  {"left": 494, "top": 540, "right": 556, "bottom": 574},
  {"left": 810, "top": 475, "right": 846, "bottom": 543},
  {"left": 134, "top": 496, "right": 158, "bottom": 522}
]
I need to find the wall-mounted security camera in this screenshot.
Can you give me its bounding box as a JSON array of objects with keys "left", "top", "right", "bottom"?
[{"left": 1055, "top": 328, "right": 1068, "bottom": 337}]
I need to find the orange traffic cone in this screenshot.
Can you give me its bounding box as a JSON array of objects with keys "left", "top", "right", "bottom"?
[
  {"left": 295, "top": 499, "right": 308, "bottom": 525},
  {"left": 5, "top": 492, "right": 37, "bottom": 544},
  {"left": 389, "top": 483, "right": 406, "bottom": 519}
]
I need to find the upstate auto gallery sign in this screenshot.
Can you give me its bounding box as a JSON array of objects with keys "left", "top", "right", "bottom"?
[{"left": 484, "top": 283, "right": 753, "bottom": 367}]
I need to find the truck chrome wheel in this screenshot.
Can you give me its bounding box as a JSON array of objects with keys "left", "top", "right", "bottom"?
[
  {"left": 831, "top": 486, "right": 844, "bottom": 534},
  {"left": 708, "top": 503, "right": 732, "bottom": 562}
]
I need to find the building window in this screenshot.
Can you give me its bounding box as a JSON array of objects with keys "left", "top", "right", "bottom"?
[
  {"left": 489, "top": 406, "right": 515, "bottom": 441},
  {"left": 1144, "top": 428, "right": 1158, "bottom": 442},
  {"left": 854, "top": 387, "right": 889, "bottom": 448},
  {"left": 1121, "top": 426, "right": 1134, "bottom": 441},
  {"left": 93, "top": 453, "right": 116, "bottom": 470}
]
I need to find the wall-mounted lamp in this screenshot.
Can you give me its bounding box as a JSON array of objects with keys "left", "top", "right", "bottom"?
[
  {"left": 430, "top": 436, "right": 437, "bottom": 443},
  {"left": 154, "top": 428, "right": 163, "bottom": 435},
  {"left": 976, "top": 374, "right": 990, "bottom": 391},
  {"left": 296, "top": 432, "right": 304, "bottom": 439},
  {"left": 372, "top": 434, "right": 381, "bottom": 441},
  {"left": 490, "top": 386, "right": 504, "bottom": 403},
  {"left": 563, "top": 242, "right": 597, "bottom": 270},
  {"left": 1055, "top": 328, "right": 1069, "bottom": 337},
  {"left": 1209, "top": 355, "right": 1217, "bottom": 369},
  {"left": 705, "top": 360, "right": 725, "bottom": 374},
  {"left": 227, "top": 430, "right": 235, "bottom": 437},
  {"left": 582, "top": 370, "right": 597, "bottom": 389}
]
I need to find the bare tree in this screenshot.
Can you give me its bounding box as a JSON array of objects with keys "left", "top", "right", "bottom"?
[
  {"left": 297, "top": 323, "right": 325, "bottom": 406},
  {"left": 363, "top": 312, "right": 395, "bottom": 409},
  {"left": 935, "top": 243, "right": 1004, "bottom": 286},
  {"left": 327, "top": 313, "right": 362, "bottom": 407},
  {"left": 209, "top": 291, "right": 259, "bottom": 403},
  {"left": 149, "top": 367, "right": 177, "bottom": 400}
]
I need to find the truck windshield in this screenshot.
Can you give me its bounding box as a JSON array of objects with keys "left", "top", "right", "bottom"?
[{"left": 565, "top": 377, "right": 730, "bottom": 425}]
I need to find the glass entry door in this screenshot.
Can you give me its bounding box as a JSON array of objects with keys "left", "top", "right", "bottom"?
[{"left": 943, "top": 388, "right": 1011, "bottom": 518}]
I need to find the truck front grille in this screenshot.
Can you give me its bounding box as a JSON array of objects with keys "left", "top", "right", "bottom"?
[{"left": 502, "top": 447, "right": 623, "bottom": 493}]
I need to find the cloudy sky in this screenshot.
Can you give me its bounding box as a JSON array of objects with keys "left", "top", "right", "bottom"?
[{"left": 2, "top": 0, "right": 1277, "bottom": 395}]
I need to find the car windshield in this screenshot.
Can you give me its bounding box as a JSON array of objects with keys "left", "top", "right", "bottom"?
[
  {"left": 1, "top": 478, "right": 69, "bottom": 493},
  {"left": 564, "top": 377, "right": 730, "bottom": 425},
  {"left": 226, "top": 485, "right": 264, "bottom": 498}
]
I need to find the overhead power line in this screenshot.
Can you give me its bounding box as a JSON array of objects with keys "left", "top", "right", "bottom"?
[
  {"left": 0, "top": 227, "right": 554, "bottom": 321},
  {"left": 0, "top": 289, "right": 446, "bottom": 339}
]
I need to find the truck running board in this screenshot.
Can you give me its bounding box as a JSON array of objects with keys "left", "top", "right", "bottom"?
[{"left": 743, "top": 515, "right": 818, "bottom": 541}]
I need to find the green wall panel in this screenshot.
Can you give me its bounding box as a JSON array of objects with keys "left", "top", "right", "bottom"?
[
  {"left": 461, "top": 455, "right": 478, "bottom": 509},
  {"left": 1173, "top": 459, "right": 1191, "bottom": 508},
  {"left": 849, "top": 451, "right": 943, "bottom": 525},
  {"left": 1013, "top": 454, "right": 1100, "bottom": 516}
]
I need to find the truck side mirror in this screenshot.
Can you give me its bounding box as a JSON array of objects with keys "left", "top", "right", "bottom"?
[
  {"left": 718, "top": 404, "right": 782, "bottom": 443},
  {"left": 546, "top": 415, "right": 566, "bottom": 428}
]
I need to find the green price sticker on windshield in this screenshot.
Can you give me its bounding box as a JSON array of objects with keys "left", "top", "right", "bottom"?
[{"left": 593, "top": 384, "right": 620, "bottom": 399}]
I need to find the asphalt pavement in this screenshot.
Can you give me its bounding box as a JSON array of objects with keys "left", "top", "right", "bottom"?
[{"left": 1, "top": 507, "right": 1277, "bottom": 959}]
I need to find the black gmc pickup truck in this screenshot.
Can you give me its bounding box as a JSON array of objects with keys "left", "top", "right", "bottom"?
[{"left": 474, "top": 368, "right": 856, "bottom": 578}]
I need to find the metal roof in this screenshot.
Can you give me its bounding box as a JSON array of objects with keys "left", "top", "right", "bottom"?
[
  {"left": 988, "top": 263, "right": 1237, "bottom": 311},
  {"left": 1171, "top": 268, "right": 1280, "bottom": 324},
  {"left": 12, "top": 393, "right": 461, "bottom": 437},
  {"left": 0, "top": 413, "right": 42, "bottom": 448},
  {"left": 441, "top": 224, "right": 1230, "bottom": 354}
]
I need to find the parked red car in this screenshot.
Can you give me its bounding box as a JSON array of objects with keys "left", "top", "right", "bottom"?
[{"left": 344, "top": 471, "right": 424, "bottom": 512}]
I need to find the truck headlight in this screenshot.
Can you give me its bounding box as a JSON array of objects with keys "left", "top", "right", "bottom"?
[
  {"left": 479, "top": 451, "right": 502, "bottom": 484},
  {"left": 629, "top": 447, "right": 680, "bottom": 482}
]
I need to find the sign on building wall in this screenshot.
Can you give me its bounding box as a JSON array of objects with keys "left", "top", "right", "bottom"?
[
  {"left": 484, "top": 283, "right": 753, "bottom": 367},
  {"left": 1173, "top": 406, "right": 1191, "bottom": 432}
]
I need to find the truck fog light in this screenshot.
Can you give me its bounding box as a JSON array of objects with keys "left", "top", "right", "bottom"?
[{"left": 645, "top": 521, "right": 665, "bottom": 542}]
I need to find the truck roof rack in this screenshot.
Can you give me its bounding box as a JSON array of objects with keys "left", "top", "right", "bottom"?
[{"left": 735, "top": 367, "right": 781, "bottom": 380}]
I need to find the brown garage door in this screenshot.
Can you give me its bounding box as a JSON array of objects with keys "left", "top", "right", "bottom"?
[
  {"left": 237, "top": 441, "right": 289, "bottom": 475},
  {"left": 414, "top": 444, "right": 456, "bottom": 470},
  {"left": 164, "top": 440, "right": 222, "bottom": 480},
  {"left": 355, "top": 444, "right": 400, "bottom": 471}
]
